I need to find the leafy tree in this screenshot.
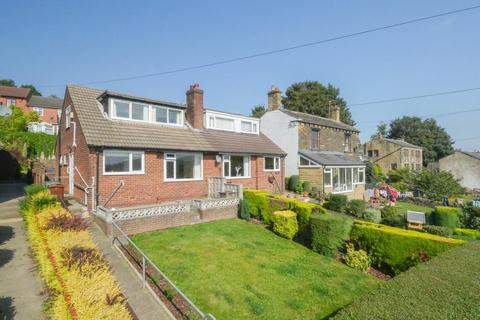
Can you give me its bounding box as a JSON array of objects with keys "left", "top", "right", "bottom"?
[
  {"left": 365, "top": 161, "right": 386, "bottom": 184},
  {"left": 250, "top": 104, "right": 266, "bottom": 118},
  {"left": 20, "top": 84, "right": 42, "bottom": 96},
  {"left": 413, "top": 170, "right": 464, "bottom": 201},
  {"left": 0, "top": 79, "right": 16, "bottom": 87},
  {"left": 282, "top": 81, "right": 355, "bottom": 125},
  {"left": 387, "top": 117, "right": 454, "bottom": 165},
  {"left": 371, "top": 122, "right": 387, "bottom": 139}
]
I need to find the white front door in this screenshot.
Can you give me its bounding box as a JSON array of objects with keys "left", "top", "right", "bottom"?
[{"left": 68, "top": 153, "right": 74, "bottom": 195}]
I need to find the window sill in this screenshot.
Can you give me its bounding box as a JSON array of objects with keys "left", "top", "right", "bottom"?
[
  {"left": 103, "top": 171, "right": 145, "bottom": 176},
  {"left": 164, "top": 178, "right": 204, "bottom": 183},
  {"left": 264, "top": 169, "right": 280, "bottom": 172},
  {"left": 224, "top": 176, "right": 251, "bottom": 180}
]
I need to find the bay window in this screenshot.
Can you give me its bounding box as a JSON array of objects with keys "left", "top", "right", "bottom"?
[
  {"left": 104, "top": 150, "right": 144, "bottom": 175},
  {"left": 223, "top": 155, "right": 250, "bottom": 178},
  {"left": 264, "top": 156, "right": 280, "bottom": 171},
  {"left": 164, "top": 152, "right": 202, "bottom": 181}
]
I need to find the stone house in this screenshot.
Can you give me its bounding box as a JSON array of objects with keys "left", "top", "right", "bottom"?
[
  {"left": 439, "top": 151, "right": 480, "bottom": 191},
  {"left": 56, "top": 84, "right": 285, "bottom": 211},
  {"left": 363, "top": 136, "right": 423, "bottom": 173},
  {"left": 261, "top": 87, "right": 365, "bottom": 199}
]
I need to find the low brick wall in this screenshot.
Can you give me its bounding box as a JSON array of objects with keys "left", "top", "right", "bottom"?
[{"left": 95, "top": 202, "right": 238, "bottom": 236}]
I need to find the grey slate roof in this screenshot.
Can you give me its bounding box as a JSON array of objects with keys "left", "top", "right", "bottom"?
[
  {"left": 28, "top": 95, "right": 64, "bottom": 109},
  {"left": 67, "top": 85, "right": 285, "bottom": 155},
  {"left": 383, "top": 138, "right": 422, "bottom": 149},
  {"left": 280, "top": 109, "right": 359, "bottom": 132},
  {"left": 299, "top": 150, "right": 364, "bottom": 166}
]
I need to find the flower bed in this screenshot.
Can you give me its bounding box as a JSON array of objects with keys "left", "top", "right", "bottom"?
[{"left": 22, "top": 186, "right": 132, "bottom": 320}]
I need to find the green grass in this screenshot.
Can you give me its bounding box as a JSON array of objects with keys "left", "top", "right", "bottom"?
[
  {"left": 334, "top": 240, "right": 480, "bottom": 319},
  {"left": 132, "top": 219, "right": 380, "bottom": 320},
  {"left": 394, "top": 201, "right": 433, "bottom": 215}
]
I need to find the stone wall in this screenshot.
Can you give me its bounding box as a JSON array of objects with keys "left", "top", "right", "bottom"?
[
  {"left": 298, "top": 122, "right": 361, "bottom": 154},
  {"left": 299, "top": 167, "right": 323, "bottom": 189},
  {"left": 364, "top": 138, "right": 422, "bottom": 173}
]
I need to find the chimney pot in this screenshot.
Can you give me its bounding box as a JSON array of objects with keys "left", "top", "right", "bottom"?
[
  {"left": 267, "top": 86, "right": 282, "bottom": 111},
  {"left": 328, "top": 102, "right": 341, "bottom": 122},
  {"left": 186, "top": 84, "right": 204, "bottom": 129}
]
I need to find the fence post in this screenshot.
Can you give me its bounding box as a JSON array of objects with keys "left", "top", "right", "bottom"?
[
  {"left": 142, "top": 256, "right": 146, "bottom": 288},
  {"left": 237, "top": 184, "right": 243, "bottom": 200}
]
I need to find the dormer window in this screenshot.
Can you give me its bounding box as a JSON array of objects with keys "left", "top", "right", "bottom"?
[
  {"left": 109, "top": 98, "right": 183, "bottom": 126},
  {"left": 205, "top": 110, "right": 259, "bottom": 134}
]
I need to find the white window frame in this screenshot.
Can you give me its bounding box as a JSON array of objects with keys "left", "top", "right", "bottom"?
[
  {"left": 324, "top": 168, "right": 332, "bottom": 187},
  {"left": 205, "top": 111, "right": 259, "bottom": 134},
  {"left": 325, "top": 166, "right": 365, "bottom": 193},
  {"left": 6, "top": 98, "right": 16, "bottom": 106},
  {"left": 103, "top": 150, "right": 145, "bottom": 176},
  {"left": 264, "top": 156, "right": 280, "bottom": 172},
  {"left": 32, "top": 107, "right": 44, "bottom": 116},
  {"left": 163, "top": 152, "right": 203, "bottom": 182},
  {"left": 298, "top": 155, "right": 321, "bottom": 168},
  {"left": 223, "top": 154, "right": 251, "bottom": 179},
  {"left": 65, "top": 105, "right": 71, "bottom": 129},
  {"left": 109, "top": 98, "right": 184, "bottom": 127}
]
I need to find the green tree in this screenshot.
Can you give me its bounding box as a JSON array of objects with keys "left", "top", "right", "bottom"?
[
  {"left": 250, "top": 104, "right": 266, "bottom": 118},
  {"left": 413, "top": 170, "right": 464, "bottom": 201},
  {"left": 20, "top": 84, "right": 42, "bottom": 96},
  {"left": 371, "top": 122, "right": 387, "bottom": 139},
  {"left": 0, "top": 79, "right": 16, "bottom": 87},
  {"left": 387, "top": 117, "right": 454, "bottom": 165},
  {"left": 282, "top": 81, "right": 355, "bottom": 125}
]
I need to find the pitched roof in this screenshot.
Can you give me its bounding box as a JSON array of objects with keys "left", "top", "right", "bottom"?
[
  {"left": 383, "top": 138, "right": 422, "bottom": 149},
  {"left": 66, "top": 85, "right": 284, "bottom": 155},
  {"left": 299, "top": 150, "right": 364, "bottom": 166},
  {"left": 0, "top": 86, "right": 32, "bottom": 99},
  {"left": 28, "top": 95, "right": 64, "bottom": 109},
  {"left": 280, "top": 109, "right": 359, "bottom": 132},
  {"left": 98, "top": 90, "right": 186, "bottom": 109}
]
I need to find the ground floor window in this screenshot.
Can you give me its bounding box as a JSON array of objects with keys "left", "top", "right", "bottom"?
[
  {"left": 223, "top": 155, "right": 250, "bottom": 178},
  {"left": 165, "top": 152, "right": 202, "bottom": 181},
  {"left": 325, "top": 166, "right": 365, "bottom": 193},
  {"left": 104, "top": 150, "right": 144, "bottom": 175},
  {"left": 264, "top": 156, "right": 280, "bottom": 171}
]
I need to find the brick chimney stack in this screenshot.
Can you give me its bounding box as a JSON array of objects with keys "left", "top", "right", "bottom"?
[
  {"left": 267, "top": 86, "right": 282, "bottom": 111},
  {"left": 328, "top": 101, "right": 341, "bottom": 122},
  {"left": 186, "top": 83, "right": 204, "bottom": 129}
]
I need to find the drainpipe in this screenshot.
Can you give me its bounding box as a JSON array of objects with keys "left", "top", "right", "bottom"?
[
  {"left": 322, "top": 165, "right": 326, "bottom": 194},
  {"left": 96, "top": 149, "right": 101, "bottom": 208}
]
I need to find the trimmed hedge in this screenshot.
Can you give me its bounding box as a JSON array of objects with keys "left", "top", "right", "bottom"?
[
  {"left": 272, "top": 210, "right": 298, "bottom": 239},
  {"left": 311, "top": 214, "right": 353, "bottom": 257},
  {"left": 288, "top": 175, "right": 300, "bottom": 191},
  {"left": 423, "top": 225, "right": 453, "bottom": 237},
  {"left": 431, "top": 206, "right": 460, "bottom": 229},
  {"left": 453, "top": 228, "right": 479, "bottom": 240},
  {"left": 325, "top": 194, "right": 348, "bottom": 212},
  {"left": 243, "top": 190, "right": 270, "bottom": 222},
  {"left": 350, "top": 220, "right": 464, "bottom": 274}
]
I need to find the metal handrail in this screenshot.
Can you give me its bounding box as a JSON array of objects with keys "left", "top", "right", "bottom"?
[
  {"left": 111, "top": 221, "right": 216, "bottom": 320},
  {"left": 103, "top": 181, "right": 124, "bottom": 207}
]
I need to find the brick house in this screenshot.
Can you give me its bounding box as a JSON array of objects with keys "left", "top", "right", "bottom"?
[
  {"left": 56, "top": 84, "right": 285, "bottom": 210},
  {"left": 363, "top": 136, "right": 423, "bottom": 173},
  {"left": 261, "top": 87, "right": 365, "bottom": 199},
  {"left": 0, "top": 85, "right": 63, "bottom": 134}
]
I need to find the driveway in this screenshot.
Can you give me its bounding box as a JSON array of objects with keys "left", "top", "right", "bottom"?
[{"left": 0, "top": 182, "right": 45, "bottom": 320}]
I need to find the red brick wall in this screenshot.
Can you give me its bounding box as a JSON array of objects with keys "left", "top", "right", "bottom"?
[
  {"left": 35, "top": 107, "right": 59, "bottom": 125},
  {"left": 0, "top": 97, "right": 29, "bottom": 113}
]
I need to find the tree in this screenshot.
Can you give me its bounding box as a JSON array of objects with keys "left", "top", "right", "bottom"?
[
  {"left": 20, "top": 84, "right": 42, "bottom": 96},
  {"left": 387, "top": 116, "right": 454, "bottom": 165},
  {"left": 0, "top": 79, "right": 16, "bottom": 87},
  {"left": 282, "top": 81, "right": 355, "bottom": 125},
  {"left": 250, "top": 104, "right": 266, "bottom": 118},
  {"left": 413, "top": 170, "right": 464, "bottom": 201},
  {"left": 371, "top": 122, "right": 387, "bottom": 139}
]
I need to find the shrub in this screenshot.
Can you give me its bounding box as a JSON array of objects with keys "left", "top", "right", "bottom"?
[
  {"left": 284, "top": 176, "right": 291, "bottom": 190},
  {"left": 453, "top": 228, "right": 479, "bottom": 240},
  {"left": 461, "top": 206, "right": 480, "bottom": 230},
  {"left": 294, "top": 181, "right": 303, "bottom": 194},
  {"left": 24, "top": 184, "right": 47, "bottom": 198},
  {"left": 423, "top": 225, "right": 453, "bottom": 237},
  {"left": 381, "top": 215, "right": 406, "bottom": 228},
  {"left": 344, "top": 243, "right": 370, "bottom": 272},
  {"left": 238, "top": 199, "right": 250, "bottom": 220},
  {"left": 350, "top": 220, "right": 464, "bottom": 274},
  {"left": 380, "top": 205, "right": 400, "bottom": 219},
  {"left": 362, "top": 208, "right": 381, "bottom": 223},
  {"left": 311, "top": 214, "right": 353, "bottom": 257},
  {"left": 30, "top": 190, "right": 59, "bottom": 213},
  {"left": 272, "top": 211, "right": 298, "bottom": 240},
  {"left": 413, "top": 170, "right": 464, "bottom": 201},
  {"left": 288, "top": 175, "right": 300, "bottom": 191},
  {"left": 61, "top": 246, "right": 105, "bottom": 271},
  {"left": 302, "top": 181, "right": 312, "bottom": 193},
  {"left": 345, "top": 200, "right": 367, "bottom": 218},
  {"left": 431, "top": 206, "right": 460, "bottom": 229},
  {"left": 37, "top": 206, "right": 72, "bottom": 230},
  {"left": 243, "top": 190, "right": 269, "bottom": 221},
  {"left": 282, "top": 198, "right": 326, "bottom": 229},
  {"left": 325, "top": 194, "right": 348, "bottom": 212}
]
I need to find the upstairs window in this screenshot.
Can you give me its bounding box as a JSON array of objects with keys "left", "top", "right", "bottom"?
[
  {"left": 132, "top": 103, "right": 149, "bottom": 121},
  {"left": 264, "top": 157, "right": 280, "bottom": 171},
  {"left": 215, "top": 116, "right": 235, "bottom": 131},
  {"left": 205, "top": 112, "right": 259, "bottom": 134},
  {"left": 344, "top": 134, "right": 351, "bottom": 152},
  {"left": 33, "top": 107, "right": 44, "bottom": 116},
  {"left": 110, "top": 98, "right": 183, "bottom": 125},
  {"left": 241, "top": 120, "right": 258, "bottom": 133},
  {"left": 65, "top": 105, "right": 71, "bottom": 129},
  {"left": 311, "top": 128, "right": 320, "bottom": 150},
  {"left": 6, "top": 98, "right": 16, "bottom": 106}
]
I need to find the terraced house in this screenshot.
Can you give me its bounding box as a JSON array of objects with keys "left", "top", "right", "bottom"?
[
  {"left": 364, "top": 136, "right": 423, "bottom": 173},
  {"left": 56, "top": 84, "right": 285, "bottom": 210},
  {"left": 261, "top": 86, "right": 365, "bottom": 199}
]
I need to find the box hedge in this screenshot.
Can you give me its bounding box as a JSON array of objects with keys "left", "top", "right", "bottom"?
[
  {"left": 243, "top": 190, "right": 270, "bottom": 221},
  {"left": 311, "top": 214, "right": 353, "bottom": 257},
  {"left": 272, "top": 210, "right": 298, "bottom": 239},
  {"left": 431, "top": 206, "right": 461, "bottom": 229},
  {"left": 453, "top": 228, "right": 479, "bottom": 240},
  {"left": 350, "top": 220, "right": 464, "bottom": 274}
]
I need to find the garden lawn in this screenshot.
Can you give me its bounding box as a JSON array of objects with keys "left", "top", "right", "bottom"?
[
  {"left": 132, "top": 219, "right": 380, "bottom": 320},
  {"left": 394, "top": 201, "right": 432, "bottom": 215},
  {"left": 334, "top": 240, "right": 480, "bottom": 319}
]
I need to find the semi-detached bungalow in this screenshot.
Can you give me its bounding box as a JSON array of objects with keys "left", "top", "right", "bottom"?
[{"left": 57, "top": 84, "right": 285, "bottom": 211}]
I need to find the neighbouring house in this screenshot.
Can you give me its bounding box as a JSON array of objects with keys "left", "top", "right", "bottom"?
[
  {"left": 56, "top": 84, "right": 285, "bottom": 211},
  {"left": 261, "top": 86, "right": 365, "bottom": 199},
  {"left": 363, "top": 136, "right": 423, "bottom": 173},
  {"left": 0, "top": 85, "right": 63, "bottom": 134},
  {"left": 439, "top": 151, "right": 480, "bottom": 191}
]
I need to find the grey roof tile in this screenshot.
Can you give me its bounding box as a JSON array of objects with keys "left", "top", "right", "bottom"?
[
  {"left": 28, "top": 95, "right": 63, "bottom": 109},
  {"left": 280, "top": 109, "right": 359, "bottom": 132},
  {"left": 383, "top": 138, "right": 422, "bottom": 149},
  {"left": 299, "top": 150, "right": 364, "bottom": 166}
]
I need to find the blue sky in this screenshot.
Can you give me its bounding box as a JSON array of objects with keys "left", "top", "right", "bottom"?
[{"left": 2, "top": 0, "right": 479, "bottom": 151}]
